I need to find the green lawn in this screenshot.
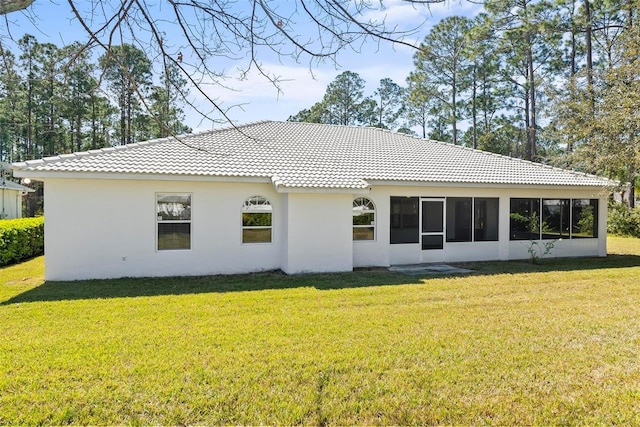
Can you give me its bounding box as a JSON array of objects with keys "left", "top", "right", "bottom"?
[{"left": 2, "top": 237, "right": 640, "bottom": 425}]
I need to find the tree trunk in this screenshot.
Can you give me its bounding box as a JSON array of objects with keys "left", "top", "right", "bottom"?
[
  {"left": 26, "top": 59, "right": 32, "bottom": 159},
  {"left": 76, "top": 113, "right": 82, "bottom": 152},
  {"left": 48, "top": 74, "right": 55, "bottom": 156},
  {"left": 525, "top": 32, "right": 537, "bottom": 161},
  {"left": 127, "top": 89, "right": 132, "bottom": 144},
  {"left": 378, "top": 94, "right": 383, "bottom": 128},
  {"left": 120, "top": 76, "right": 126, "bottom": 146},
  {"left": 91, "top": 96, "right": 97, "bottom": 150},
  {"left": 471, "top": 64, "right": 477, "bottom": 149},
  {"left": 629, "top": 165, "right": 637, "bottom": 208},
  {"left": 585, "top": 0, "right": 594, "bottom": 112},
  {"left": 524, "top": 82, "right": 531, "bottom": 160},
  {"left": 482, "top": 60, "right": 489, "bottom": 133},
  {"left": 570, "top": 1, "right": 577, "bottom": 75},
  {"left": 452, "top": 72, "right": 457, "bottom": 145}
]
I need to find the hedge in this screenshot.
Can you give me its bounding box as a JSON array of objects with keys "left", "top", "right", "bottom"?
[
  {"left": 0, "top": 217, "right": 44, "bottom": 267},
  {"left": 608, "top": 203, "right": 640, "bottom": 238}
]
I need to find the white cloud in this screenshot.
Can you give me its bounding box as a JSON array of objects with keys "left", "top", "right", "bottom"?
[
  {"left": 357, "top": 63, "right": 413, "bottom": 89},
  {"left": 362, "top": 0, "right": 483, "bottom": 30},
  {"left": 184, "top": 46, "right": 420, "bottom": 128},
  {"left": 183, "top": 1, "right": 485, "bottom": 129},
  {"left": 185, "top": 58, "right": 415, "bottom": 130},
  {"left": 218, "top": 65, "right": 332, "bottom": 100},
  {"left": 185, "top": 64, "right": 339, "bottom": 128},
  {"left": 421, "top": 1, "right": 485, "bottom": 20}
]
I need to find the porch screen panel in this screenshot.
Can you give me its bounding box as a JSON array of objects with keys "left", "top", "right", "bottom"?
[
  {"left": 510, "top": 198, "right": 541, "bottom": 240},
  {"left": 542, "top": 199, "right": 570, "bottom": 239},
  {"left": 446, "top": 197, "right": 472, "bottom": 242},
  {"left": 422, "top": 201, "right": 443, "bottom": 233},
  {"left": 422, "top": 235, "right": 443, "bottom": 250},
  {"left": 572, "top": 199, "right": 598, "bottom": 238},
  {"left": 390, "top": 197, "right": 419, "bottom": 244},
  {"left": 474, "top": 198, "right": 499, "bottom": 241}
]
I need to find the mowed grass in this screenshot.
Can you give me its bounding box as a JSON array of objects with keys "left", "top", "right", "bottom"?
[{"left": 1, "top": 237, "right": 640, "bottom": 425}]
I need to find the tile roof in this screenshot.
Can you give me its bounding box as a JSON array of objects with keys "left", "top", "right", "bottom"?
[{"left": 12, "top": 121, "right": 614, "bottom": 189}]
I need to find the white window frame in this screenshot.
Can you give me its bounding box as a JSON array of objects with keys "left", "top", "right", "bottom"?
[
  {"left": 353, "top": 197, "right": 376, "bottom": 241},
  {"left": 156, "top": 192, "right": 192, "bottom": 251},
  {"left": 509, "top": 197, "right": 599, "bottom": 240},
  {"left": 242, "top": 196, "right": 273, "bottom": 244}
]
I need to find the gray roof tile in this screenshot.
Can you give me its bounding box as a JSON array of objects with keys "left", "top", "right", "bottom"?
[{"left": 12, "top": 121, "right": 614, "bottom": 189}]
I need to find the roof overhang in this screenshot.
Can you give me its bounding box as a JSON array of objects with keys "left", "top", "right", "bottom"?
[
  {"left": 272, "top": 185, "right": 371, "bottom": 194},
  {"left": 11, "top": 170, "right": 614, "bottom": 195},
  {"left": 366, "top": 179, "right": 616, "bottom": 192},
  {"left": 271, "top": 175, "right": 371, "bottom": 194},
  {"left": 11, "top": 169, "right": 274, "bottom": 184}
]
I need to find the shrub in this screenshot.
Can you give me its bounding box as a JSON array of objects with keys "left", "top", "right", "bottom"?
[
  {"left": 0, "top": 217, "right": 44, "bottom": 266},
  {"left": 608, "top": 203, "right": 640, "bottom": 238}
]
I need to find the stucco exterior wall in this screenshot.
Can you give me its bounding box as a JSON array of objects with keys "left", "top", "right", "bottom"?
[
  {"left": 42, "top": 177, "right": 608, "bottom": 281},
  {"left": 282, "top": 193, "right": 353, "bottom": 274},
  {"left": 43, "top": 178, "right": 284, "bottom": 280}
]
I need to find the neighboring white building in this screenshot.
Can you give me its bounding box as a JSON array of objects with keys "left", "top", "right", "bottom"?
[
  {"left": 0, "top": 180, "right": 34, "bottom": 220},
  {"left": 12, "top": 121, "right": 614, "bottom": 281}
]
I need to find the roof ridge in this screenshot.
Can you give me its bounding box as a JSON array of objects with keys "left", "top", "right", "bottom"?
[
  {"left": 271, "top": 120, "right": 381, "bottom": 131},
  {"left": 198, "top": 120, "right": 274, "bottom": 134}
]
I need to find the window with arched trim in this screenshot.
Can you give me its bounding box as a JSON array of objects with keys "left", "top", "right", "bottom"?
[
  {"left": 242, "top": 196, "right": 273, "bottom": 243},
  {"left": 353, "top": 197, "right": 375, "bottom": 240}
]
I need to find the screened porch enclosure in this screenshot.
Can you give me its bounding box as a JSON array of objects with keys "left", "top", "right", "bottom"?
[{"left": 390, "top": 196, "right": 501, "bottom": 262}]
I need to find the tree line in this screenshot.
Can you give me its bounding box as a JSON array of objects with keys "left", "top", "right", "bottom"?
[
  {"left": 0, "top": 35, "right": 190, "bottom": 162},
  {"left": 289, "top": 0, "right": 639, "bottom": 205},
  {"left": 1, "top": 1, "right": 638, "bottom": 206}
]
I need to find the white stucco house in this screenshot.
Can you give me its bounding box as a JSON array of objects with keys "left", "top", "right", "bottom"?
[
  {"left": 12, "top": 121, "right": 613, "bottom": 281},
  {"left": 1, "top": 179, "right": 34, "bottom": 220}
]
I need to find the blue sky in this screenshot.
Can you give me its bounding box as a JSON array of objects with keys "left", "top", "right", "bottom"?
[{"left": 1, "top": 0, "right": 481, "bottom": 132}]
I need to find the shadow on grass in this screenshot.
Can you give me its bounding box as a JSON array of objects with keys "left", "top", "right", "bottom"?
[
  {"left": 1, "top": 269, "right": 417, "bottom": 305},
  {"left": 3, "top": 254, "right": 640, "bottom": 305},
  {"left": 455, "top": 253, "right": 640, "bottom": 275}
]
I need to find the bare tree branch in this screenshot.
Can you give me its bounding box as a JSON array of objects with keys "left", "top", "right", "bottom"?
[{"left": 3, "top": 0, "right": 445, "bottom": 139}]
